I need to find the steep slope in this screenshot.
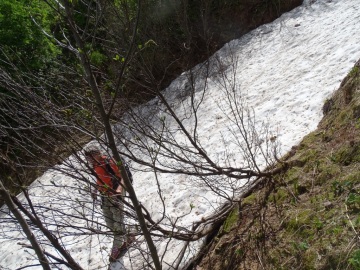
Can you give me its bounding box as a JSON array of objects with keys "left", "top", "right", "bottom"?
[
  {"left": 0, "top": 0, "right": 302, "bottom": 208},
  {"left": 193, "top": 60, "right": 360, "bottom": 269}
]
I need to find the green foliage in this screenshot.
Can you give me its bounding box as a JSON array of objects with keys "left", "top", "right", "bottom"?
[
  {"left": 346, "top": 192, "right": 360, "bottom": 208},
  {"left": 90, "top": 50, "right": 107, "bottom": 66},
  {"left": 331, "top": 176, "right": 360, "bottom": 210},
  {"left": 113, "top": 54, "right": 125, "bottom": 62},
  {"left": 0, "top": 0, "right": 59, "bottom": 71},
  {"left": 331, "top": 180, "right": 353, "bottom": 197},
  {"left": 313, "top": 217, "right": 324, "bottom": 230},
  {"left": 292, "top": 241, "right": 309, "bottom": 251},
  {"left": 235, "top": 248, "right": 244, "bottom": 257},
  {"left": 349, "top": 249, "right": 360, "bottom": 269}
]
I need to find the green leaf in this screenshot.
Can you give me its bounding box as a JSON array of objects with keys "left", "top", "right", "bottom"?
[{"left": 116, "top": 160, "right": 123, "bottom": 166}]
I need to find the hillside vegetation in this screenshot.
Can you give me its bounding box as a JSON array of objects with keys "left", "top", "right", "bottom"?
[{"left": 193, "top": 60, "right": 360, "bottom": 269}]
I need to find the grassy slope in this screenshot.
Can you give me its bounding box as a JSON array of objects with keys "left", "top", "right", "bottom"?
[{"left": 195, "top": 62, "right": 360, "bottom": 270}]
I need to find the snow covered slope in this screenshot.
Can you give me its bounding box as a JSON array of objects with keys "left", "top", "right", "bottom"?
[{"left": 1, "top": 0, "right": 360, "bottom": 269}]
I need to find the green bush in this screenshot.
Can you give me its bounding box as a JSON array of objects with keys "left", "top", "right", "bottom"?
[
  {"left": 349, "top": 249, "right": 360, "bottom": 269},
  {"left": 0, "top": 0, "right": 59, "bottom": 72}
]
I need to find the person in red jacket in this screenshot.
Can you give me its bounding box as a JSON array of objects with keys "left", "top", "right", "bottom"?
[{"left": 85, "top": 147, "right": 128, "bottom": 262}]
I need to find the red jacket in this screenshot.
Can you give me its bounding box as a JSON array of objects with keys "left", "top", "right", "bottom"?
[{"left": 93, "top": 156, "right": 122, "bottom": 194}]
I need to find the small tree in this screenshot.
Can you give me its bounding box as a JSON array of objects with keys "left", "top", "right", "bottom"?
[{"left": 0, "top": 1, "right": 284, "bottom": 269}]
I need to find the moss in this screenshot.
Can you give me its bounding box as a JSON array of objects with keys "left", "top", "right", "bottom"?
[
  {"left": 268, "top": 250, "right": 281, "bottom": 266},
  {"left": 327, "top": 225, "right": 343, "bottom": 236},
  {"left": 298, "top": 133, "right": 319, "bottom": 150},
  {"left": 345, "top": 171, "right": 360, "bottom": 184},
  {"left": 321, "top": 250, "right": 353, "bottom": 270},
  {"left": 285, "top": 209, "right": 312, "bottom": 232},
  {"left": 321, "top": 129, "right": 334, "bottom": 142},
  {"left": 323, "top": 98, "right": 335, "bottom": 115},
  {"left": 338, "top": 110, "right": 352, "bottom": 124},
  {"left": 346, "top": 192, "right": 360, "bottom": 210},
  {"left": 351, "top": 104, "right": 360, "bottom": 120},
  {"left": 312, "top": 217, "right": 324, "bottom": 230},
  {"left": 269, "top": 187, "right": 289, "bottom": 204},
  {"left": 242, "top": 193, "right": 256, "bottom": 206},
  {"left": 300, "top": 150, "right": 320, "bottom": 172},
  {"left": 292, "top": 179, "right": 308, "bottom": 196},
  {"left": 303, "top": 249, "right": 317, "bottom": 269},
  {"left": 330, "top": 143, "right": 360, "bottom": 165},
  {"left": 315, "top": 162, "right": 341, "bottom": 185},
  {"left": 285, "top": 167, "right": 301, "bottom": 180},
  {"left": 351, "top": 144, "right": 360, "bottom": 163},
  {"left": 349, "top": 66, "right": 359, "bottom": 77},
  {"left": 223, "top": 205, "right": 239, "bottom": 233}
]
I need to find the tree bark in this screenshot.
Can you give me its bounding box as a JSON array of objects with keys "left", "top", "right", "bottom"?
[{"left": 61, "top": 1, "right": 162, "bottom": 269}]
